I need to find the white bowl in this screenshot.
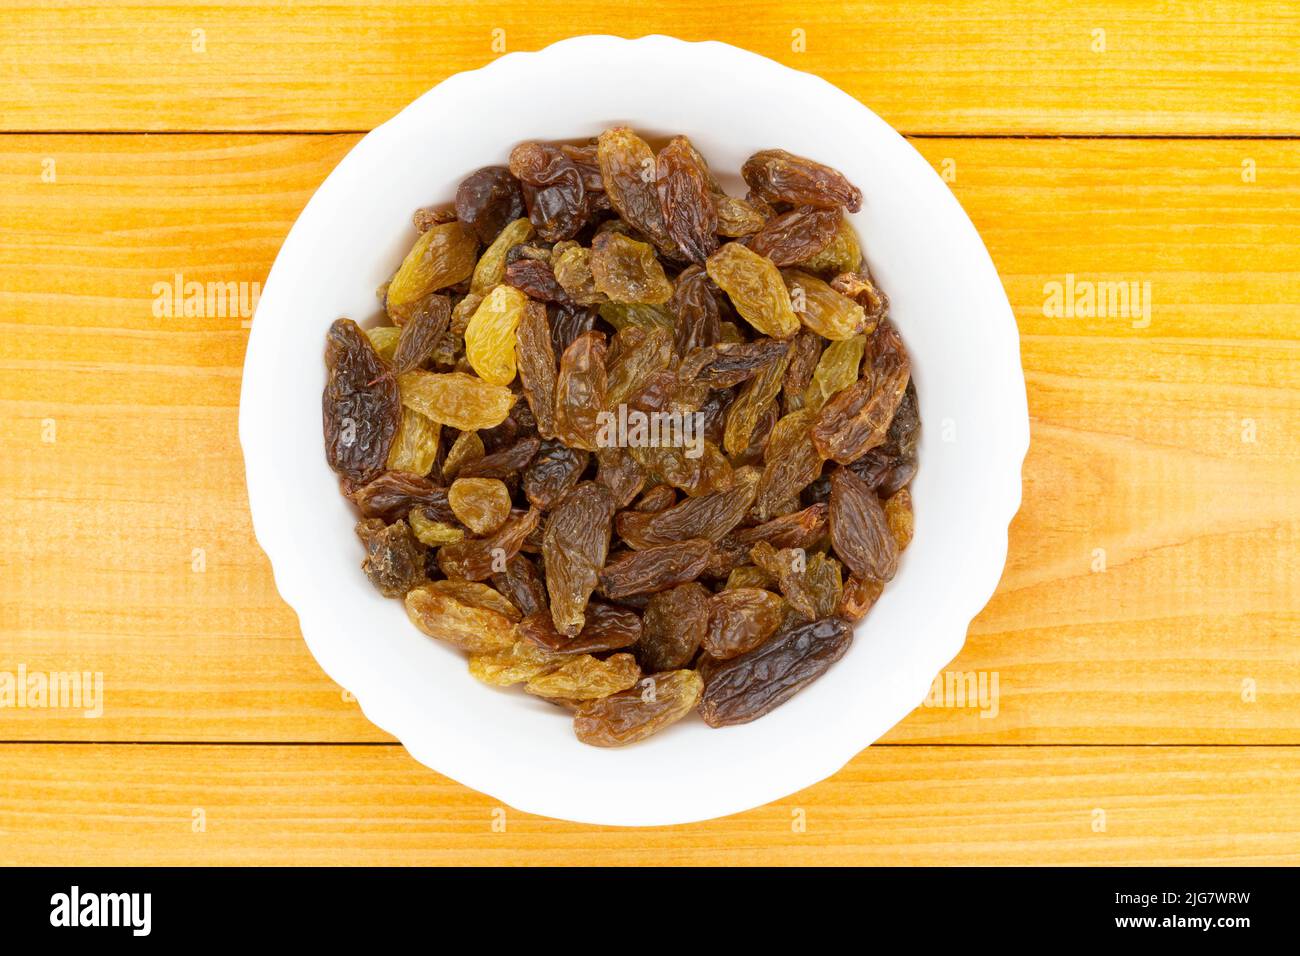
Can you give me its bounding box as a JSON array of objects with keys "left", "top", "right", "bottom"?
[{"left": 240, "top": 35, "right": 1028, "bottom": 826}]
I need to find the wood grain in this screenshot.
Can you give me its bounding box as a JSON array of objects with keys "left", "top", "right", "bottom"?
[
  {"left": 0, "top": 743, "right": 1296, "bottom": 865},
  {"left": 0, "top": 1, "right": 1295, "bottom": 135},
  {"left": 1, "top": 134, "right": 1296, "bottom": 746}
]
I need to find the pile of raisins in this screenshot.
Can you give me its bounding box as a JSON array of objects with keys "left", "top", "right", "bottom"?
[{"left": 323, "top": 129, "right": 919, "bottom": 747}]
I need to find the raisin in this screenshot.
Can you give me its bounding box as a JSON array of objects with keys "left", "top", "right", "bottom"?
[
  {"left": 837, "top": 575, "right": 883, "bottom": 622},
  {"left": 386, "top": 221, "right": 479, "bottom": 310},
  {"left": 698, "top": 616, "right": 853, "bottom": 726},
  {"left": 422, "top": 578, "right": 522, "bottom": 621},
  {"left": 829, "top": 467, "right": 898, "bottom": 582},
  {"left": 405, "top": 583, "right": 516, "bottom": 652},
  {"left": 408, "top": 508, "right": 465, "bottom": 546},
  {"left": 590, "top": 231, "right": 673, "bottom": 304},
  {"left": 525, "top": 652, "right": 640, "bottom": 700},
  {"left": 803, "top": 334, "right": 865, "bottom": 413},
  {"left": 469, "top": 640, "right": 569, "bottom": 686},
  {"left": 884, "top": 487, "right": 914, "bottom": 551},
  {"left": 387, "top": 293, "right": 452, "bottom": 370},
  {"left": 723, "top": 340, "right": 790, "bottom": 456},
  {"left": 733, "top": 502, "right": 829, "bottom": 551},
  {"left": 573, "top": 669, "right": 703, "bottom": 746},
  {"left": 356, "top": 518, "right": 426, "bottom": 597},
  {"left": 323, "top": 318, "right": 401, "bottom": 484},
  {"left": 748, "top": 207, "right": 840, "bottom": 266},
  {"left": 704, "top": 586, "right": 788, "bottom": 659},
  {"left": 396, "top": 370, "right": 516, "bottom": 431},
  {"left": 447, "top": 477, "right": 512, "bottom": 535},
  {"left": 634, "top": 483, "right": 678, "bottom": 513},
  {"left": 753, "top": 409, "right": 825, "bottom": 522},
  {"left": 655, "top": 136, "right": 719, "bottom": 264},
  {"left": 638, "top": 582, "right": 710, "bottom": 671},
  {"left": 436, "top": 506, "right": 540, "bottom": 581},
  {"left": 597, "top": 127, "right": 676, "bottom": 255},
  {"left": 464, "top": 284, "right": 528, "bottom": 386},
  {"left": 456, "top": 435, "right": 540, "bottom": 480},
  {"left": 385, "top": 405, "right": 441, "bottom": 476},
  {"left": 523, "top": 439, "right": 589, "bottom": 509},
  {"left": 491, "top": 553, "right": 549, "bottom": 617},
  {"left": 455, "top": 166, "right": 525, "bottom": 243},
  {"left": 518, "top": 603, "right": 641, "bottom": 655},
  {"left": 669, "top": 264, "right": 722, "bottom": 354},
  {"left": 784, "top": 270, "right": 867, "bottom": 340},
  {"left": 552, "top": 245, "right": 608, "bottom": 306},
  {"left": 349, "top": 471, "right": 453, "bottom": 523},
  {"left": 799, "top": 216, "right": 863, "bottom": 275},
  {"left": 741, "top": 149, "right": 862, "bottom": 212},
  {"left": 553, "top": 330, "right": 608, "bottom": 451},
  {"left": 615, "top": 467, "right": 759, "bottom": 548},
  {"left": 810, "top": 321, "right": 911, "bottom": 463},
  {"left": 830, "top": 270, "right": 890, "bottom": 326},
  {"left": 472, "top": 217, "right": 534, "bottom": 294},
  {"left": 848, "top": 379, "right": 918, "bottom": 497},
  {"left": 714, "top": 194, "right": 771, "bottom": 236},
  {"left": 706, "top": 242, "right": 799, "bottom": 339},
  {"left": 595, "top": 447, "right": 648, "bottom": 508},
  {"left": 543, "top": 482, "right": 615, "bottom": 636},
  {"left": 599, "top": 538, "right": 712, "bottom": 598},
  {"left": 502, "top": 258, "right": 566, "bottom": 304},
  {"left": 365, "top": 325, "right": 400, "bottom": 362},
  {"left": 605, "top": 325, "right": 674, "bottom": 409},
  {"left": 679, "top": 338, "right": 789, "bottom": 389},
  {"left": 441, "top": 430, "right": 485, "bottom": 481},
  {"left": 509, "top": 142, "right": 591, "bottom": 241},
  {"left": 749, "top": 541, "right": 820, "bottom": 621}
]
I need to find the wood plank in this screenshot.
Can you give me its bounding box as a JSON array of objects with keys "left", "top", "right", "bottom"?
[
  {"left": 0, "top": 743, "right": 1296, "bottom": 864},
  {"left": 1, "top": 135, "right": 1297, "bottom": 744},
  {"left": 0, "top": 1, "right": 1296, "bottom": 135}
]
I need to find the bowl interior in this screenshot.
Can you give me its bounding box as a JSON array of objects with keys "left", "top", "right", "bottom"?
[{"left": 240, "top": 35, "right": 1028, "bottom": 825}]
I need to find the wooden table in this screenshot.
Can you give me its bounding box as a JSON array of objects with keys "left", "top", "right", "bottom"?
[{"left": 2, "top": 1, "right": 1297, "bottom": 865}]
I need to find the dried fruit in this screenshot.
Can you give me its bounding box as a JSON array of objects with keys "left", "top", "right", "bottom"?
[
  {"left": 553, "top": 330, "right": 608, "bottom": 451},
  {"left": 699, "top": 616, "right": 853, "bottom": 726},
  {"left": 397, "top": 370, "right": 516, "bottom": 431},
  {"left": 748, "top": 207, "right": 840, "bottom": 266},
  {"left": 706, "top": 242, "right": 799, "bottom": 339},
  {"left": 599, "top": 538, "right": 712, "bottom": 599},
  {"left": 405, "top": 583, "right": 516, "bottom": 652},
  {"left": 386, "top": 221, "right": 479, "bottom": 310},
  {"left": 704, "top": 587, "right": 787, "bottom": 659},
  {"left": 509, "top": 142, "right": 591, "bottom": 242},
  {"left": 543, "top": 482, "right": 615, "bottom": 636},
  {"left": 741, "top": 149, "right": 862, "bottom": 212},
  {"left": 784, "top": 270, "right": 867, "bottom": 340},
  {"left": 491, "top": 553, "right": 548, "bottom": 617},
  {"left": 523, "top": 439, "right": 588, "bottom": 510},
  {"left": 356, "top": 518, "right": 426, "bottom": 597},
  {"left": 469, "top": 640, "right": 568, "bottom": 686},
  {"left": 471, "top": 217, "right": 534, "bottom": 294},
  {"left": 448, "top": 477, "right": 512, "bottom": 535},
  {"left": 464, "top": 284, "right": 528, "bottom": 385},
  {"left": 590, "top": 232, "right": 673, "bottom": 304},
  {"left": 436, "top": 506, "right": 540, "bottom": 581},
  {"left": 597, "top": 127, "right": 675, "bottom": 255},
  {"left": 615, "top": 467, "right": 759, "bottom": 548},
  {"left": 574, "top": 669, "right": 703, "bottom": 746},
  {"left": 668, "top": 264, "right": 722, "bottom": 354},
  {"left": 525, "top": 652, "right": 640, "bottom": 700},
  {"left": 327, "top": 128, "right": 918, "bottom": 745},
  {"left": 323, "top": 319, "right": 401, "bottom": 484},
  {"left": 829, "top": 467, "right": 898, "bottom": 582},
  {"left": 884, "top": 487, "right": 914, "bottom": 551},
  {"left": 803, "top": 334, "right": 865, "bottom": 413},
  {"left": 386, "top": 404, "right": 441, "bottom": 476},
  {"left": 455, "top": 166, "right": 525, "bottom": 243},
  {"left": 638, "top": 583, "right": 710, "bottom": 671},
  {"left": 655, "top": 136, "right": 718, "bottom": 263}
]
